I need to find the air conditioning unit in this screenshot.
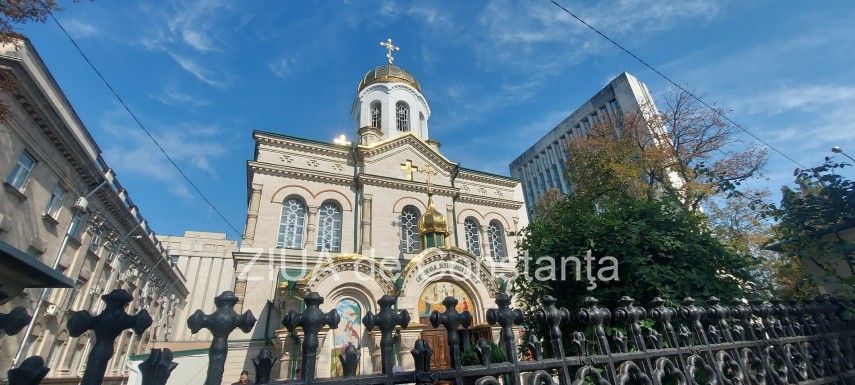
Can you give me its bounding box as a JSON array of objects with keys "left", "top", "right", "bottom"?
[
  {"left": 168, "top": 293, "right": 175, "bottom": 300},
  {"left": 72, "top": 197, "right": 89, "bottom": 211},
  {"left": 45, "top": 304, "right": 59, "bottom": 317}
]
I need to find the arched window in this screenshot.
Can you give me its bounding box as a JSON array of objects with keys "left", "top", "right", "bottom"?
[
  {"left": 370, "top": 102, "right": 382, "bottom": 128},
  {"left": 400, "top": 205, "right": 420, "bottom": 253},
  {"left": 396, "top": 102, "right": 409, "bottom": 132},
  {"left": 488, "top": 220, "right": 507, "bottom": 261},
  {"left": 464, "top": 218, "right": 481, "bottom": 257},
  {"left": 316, "top": 202, "right": 342, "bottom": 252},
  {"left": 278, "top": 198, "right": 306, "bottom": 249}
]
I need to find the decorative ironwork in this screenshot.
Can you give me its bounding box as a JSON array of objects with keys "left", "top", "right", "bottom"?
[
  {"left": 487, "top": 221, "right": 506, "bottom": 261},
  {"left": 0, "top": 306, "right": 31, "bottom": 335},
  {"left": 138, "top": 348, "right": 177, "bottom": 385},
  {"left": 463, "top": 218, "right": 481, "bottom": 257},
  {"left": 6, "top": 356, "right": 49, "bottom": 385},
  {"left": 263, "top": 292, "right": 855, "bottom": 385},
  {"left": 283, "top": 291, "right": 340, "bottom": 383},
  {"left": 253, "top": 347, "right": 277, "bottom": 385},
  {"left": 399, "top": 206, "right": 420, "bottom": 253},
  {"left": 278, "top": 198, "right": 306, "bottom": 249},
  {"left": 67, "top": 289, "right": 151, "bottom": 385},
  {"left": 316, "top": 202, "right": 342, "bottom": 252},
  {"left": 363, "top": 294, "right": 410, "bottom": 378},
  {"left": 188, "top": 291, "right": 257, "bottom": 385}
]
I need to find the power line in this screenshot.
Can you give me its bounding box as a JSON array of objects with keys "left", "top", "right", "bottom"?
[
  {"left": 42, "top": 7, "right": 250, "bottom": 242},
  {"left": 547, "top": 0, "right": 807, "bottom": 170}
]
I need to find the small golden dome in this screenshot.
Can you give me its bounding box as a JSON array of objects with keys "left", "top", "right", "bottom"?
[
  {"left": 418, "top": 194, "right": 447, "bottom": 235},
  {"left": 357, "top": 65, "right": 421, "bottom": 93}
]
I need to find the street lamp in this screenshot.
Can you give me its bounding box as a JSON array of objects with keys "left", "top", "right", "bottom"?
[{"left": 831, "top": 146, "right": 855, "bottom": 163}]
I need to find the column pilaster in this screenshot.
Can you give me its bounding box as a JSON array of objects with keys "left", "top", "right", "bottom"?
[
  {"left": 305, "top": 206, "right": 319, "bottom": 250},
  {"left": 243, "top": 183, "right": 263, "bottom": 244},
  {"left": 361, "top": 194, "right": 373, "bottom": 252}
]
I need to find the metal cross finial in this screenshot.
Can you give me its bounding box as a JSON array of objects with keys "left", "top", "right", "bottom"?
[
  {"left": 283, "top": 292, "right": 340, "bottom": 383},
  {"left": 380, "top": 38, "right": 400, "bottom": 65},
  {"left": 67, "top": 289, "right": 152, "bottom": 385},
  {"left": 363, "top": 295, "right": 410, "bottom": 376},
  {"left": 187, "top": 291, "right": 257, "bottom": 385},
  {"left": 420, "top": 164, "right": 438, "bottom": 194},
  {"left": 486, "top": 294, "right": 523, "bottom": 364},
  {"left": 430, "top": 296, "right": 472, "bottom": 370}
]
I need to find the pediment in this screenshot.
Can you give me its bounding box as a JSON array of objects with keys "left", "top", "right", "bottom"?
[{"left": 360, "top": 133, "right": 457, "bottom": 186}]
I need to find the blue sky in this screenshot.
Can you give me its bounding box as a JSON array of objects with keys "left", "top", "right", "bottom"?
[{"left": 18, "top": 0, "right": 855, "bottom": 241}]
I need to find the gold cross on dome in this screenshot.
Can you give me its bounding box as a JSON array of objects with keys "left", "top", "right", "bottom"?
[
  {"left": 380, "top": 38, "right": 400, "bottom": 65},
  {"left": 401, "top": 160, "right": 419, "bottom": 181},
  {"left": 420, "top": 164, "right": 438, "bottom": 193}
]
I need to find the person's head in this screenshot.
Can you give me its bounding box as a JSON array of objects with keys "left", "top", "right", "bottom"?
[
  {"left": 295, "top": 369, "right": 302, "bottom": 379},
  {"left": 239, "top": 370, "right": 250, "bottom": 384},
  {"left": 345, "top": 321, "right": 353, "bottom": 330}
]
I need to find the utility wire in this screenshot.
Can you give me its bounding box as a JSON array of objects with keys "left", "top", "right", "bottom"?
[
  {"left": 42, "top": 6, "right": 250, "bottom": 243},
  {"left": 548, "top": 0, "right": 807, "bottom": 170}
]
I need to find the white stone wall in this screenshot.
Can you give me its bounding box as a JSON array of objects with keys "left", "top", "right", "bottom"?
[{"left": 353, "top": 83, "right": 431, "bottom": 141}]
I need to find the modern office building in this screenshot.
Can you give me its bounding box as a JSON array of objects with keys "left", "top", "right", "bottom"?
[{"left": 509, "top": 72, "right": 664, "bottom": 214}]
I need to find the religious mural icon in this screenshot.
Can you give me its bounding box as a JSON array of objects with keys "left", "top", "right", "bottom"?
[
  {"left": 418, "top": 282, "right": 470, "bottom": 316},
  {"left": 330, "top": 299, "right": 361, "bottom": 377}
]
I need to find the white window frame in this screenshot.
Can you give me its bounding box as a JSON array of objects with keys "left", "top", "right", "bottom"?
[
  {"left": 464, "top": 218, "right": 481, "bottom": 257},
  {"left": 44, "top": 183, "right": 66, "bottom": 218},
  {"left": 396, "top": 102, "right": 409, "bottom": 132},
  {"left": 5, "top": 150, "right": 36, "bottom": 190},
  {"left": 277, "top": 198, "right": 306, "bottom": 249},
  {"left": 400, "top": 206, "right": 420, "bottom": 253},
  {"left": 316, "top": 202, "right": 342, "bottom": 252},
  {"left": 488, "top": 221, "right": 507, "bottom": 262}
]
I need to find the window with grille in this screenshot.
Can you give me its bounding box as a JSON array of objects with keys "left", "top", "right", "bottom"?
[
  {"left": 371, "top": 102, "right": 382, "bottom": 128},
  {"left": 488, "top": 221, "right": 507, "bottom": 261},
  {"left": 277, "top": 198, "right": 306, "bottom": 249},
  {"left": 6, "top": 151, "right": 36, "bottom": 190},
  {"left": 400, "top": 206, "right": 420, "bottom": 253},
  {"left": 396, "top": 102, "right": 409, "bottom": 132},
  {"left": 316, "top": 202, "right": 342, "bottom": 252},
  {"left": 464, "top": 218, "right": 481, "bottom": 257}
]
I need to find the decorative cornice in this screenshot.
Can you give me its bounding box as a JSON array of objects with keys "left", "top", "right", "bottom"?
[
  {"left": 254, "top": 131, "right": 351, "bottom": 157},
  {"left": 457, "top": 169, "right": 519, "bottom": 187},
  {"left": 248, "top": 161, "right": 353, "bottom": 186},
  {"left": 360, "top": 133, "right": 455, "bottom": 171},
  {"left": 457, "top": 193, "right": 524, "bottom": 210},
  {"left": 358, "top": 174, "right": 457, "bottom": 197}
]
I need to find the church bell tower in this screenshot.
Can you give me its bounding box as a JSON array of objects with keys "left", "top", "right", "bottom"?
[{"left": 352, "top": 38, "right": 431, "bottom": 145}]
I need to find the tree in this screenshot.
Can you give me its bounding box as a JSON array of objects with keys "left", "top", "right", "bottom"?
[
  {"left": 564, "top": 88, "right": 768, "bottom": 212},
  {"left": 513, "top": 192, "right": 758, "bottom": 333},
  {"left": 767, "top": 158, "right": 855, "bottom": 298},
  {"left": 1, "top": 0, "right": 61, "bottom": 120}
]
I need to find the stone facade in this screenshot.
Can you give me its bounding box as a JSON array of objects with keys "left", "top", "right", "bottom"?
[
  {"left": 159, "top": 231, "right": 238, "bottom": 342},
  {"left": 221, "top": 62, "right": 527, "bottom": 382},
  {"left": 0, "top": 39, "right": 188, "bottom": 382}
]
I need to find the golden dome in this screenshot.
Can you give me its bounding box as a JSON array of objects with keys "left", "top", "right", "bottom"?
[
  {"left": 418, "top": 193, "right": 447, "bottom": 235},
  {"left": 357, "top": 65, "right": 421, "bottom": 93}
]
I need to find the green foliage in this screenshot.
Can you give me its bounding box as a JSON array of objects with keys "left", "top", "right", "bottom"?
[
  {"left": 487, "top": 340, "right": 507, "bottom": 364},
  {"left": 767, "top": 158, "right": 855, "bottom": 297},
  {"left": 513, "top": 193, "right": 757, "bottom": 333},
  {"left": 461, "top": 348, "right": 478, "bottom": 366}
]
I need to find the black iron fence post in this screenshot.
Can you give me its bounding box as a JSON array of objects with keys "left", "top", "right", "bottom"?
[
  {"left": 363, "top": 294, "right": 410, "bottom": 383},
  {"left": 283, "top": 292, "right": 340, "bottom": 383},
  {"left": 485, "top": 293, "right": 522, "bottom": 385},
  {"left": 533, "top": 295, "right": 571, "bottom": 385},
  {"left": 429, "top": 296, "right": 472, "bottom": 373},
  {"left": 67, "top": 289, "right": 152, "bottom": 385},
  {"left": 187, "top": 291, "right": 257, "bottom": 385}
]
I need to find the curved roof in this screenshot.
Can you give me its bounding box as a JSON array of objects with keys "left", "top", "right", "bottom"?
[{"left": 357, "top": 65, "right": 421, "bottom": 93}]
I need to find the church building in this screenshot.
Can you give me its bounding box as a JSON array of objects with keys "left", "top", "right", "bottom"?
[{"left": 231, "top": 40, "right": 528, "bottom": 380}]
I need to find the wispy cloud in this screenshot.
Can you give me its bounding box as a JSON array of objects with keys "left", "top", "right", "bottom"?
[
  {"left": 98, "top": 106, "right": 229, "bottom": 198},
  {"left": 169, "top": 53, "right": 235, "bottom": 88},
  {"left": 63, "top": 19, "right": 99, "bottom": 39},
  {"left": 149, "top": 86, "right": 211, "bottom": 108},
  {"left": 269, "top": 56, "right": 299, "bottom": 79}
]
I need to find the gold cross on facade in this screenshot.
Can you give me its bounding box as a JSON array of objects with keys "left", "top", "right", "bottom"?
[
  {"left": 400, "top": 160, "right": 419, "bottom": 181},
  {"left": 420, "top": 164, "right": 438, "bottom": 193},
  {"left": 380, "top": 38, "right": 400, "bottom": 65}
]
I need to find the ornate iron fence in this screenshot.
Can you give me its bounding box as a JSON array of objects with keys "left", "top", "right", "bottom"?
[{"left": 4, "top": 289, "right": 855, "bottom": 385}]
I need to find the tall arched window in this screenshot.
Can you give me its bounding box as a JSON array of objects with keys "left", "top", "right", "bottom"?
[
  {"left": 400, "top": 206, "right": 420, "bottom": 253},
  {"left": 370, "top": 102, "right": 382, "bottom": 128},
  {"left": 278, "top": 198, "right": 306, "bottom": 249},
  {"left": 396, "top": 102, "right": 409, "bottom": 132},
  {"left": 488, "top": 220, "right": 507, "bottom": 261},
  {"left": 464, "top": 218, "right": 481, "bottom": 257},
  {"left": 316, "top": 202, "right": 342, "bottom": 252}
]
